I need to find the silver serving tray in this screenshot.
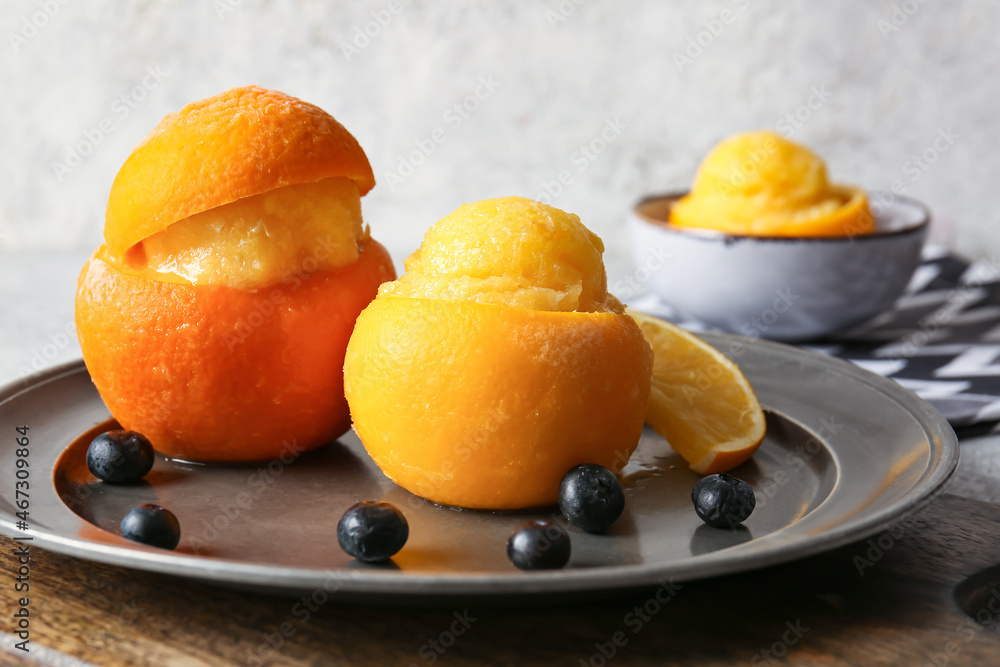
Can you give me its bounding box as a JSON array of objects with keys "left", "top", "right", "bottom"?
[{"left": 0, "top": 334, "right": 959, "bottom": 602}]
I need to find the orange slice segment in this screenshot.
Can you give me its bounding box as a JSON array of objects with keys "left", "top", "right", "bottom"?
[{"left": 628, "top": 309, "right": 766, "bottom": 474}]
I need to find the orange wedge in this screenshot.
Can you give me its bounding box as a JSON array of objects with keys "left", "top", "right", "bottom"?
[{"left": 628, "top": 309, "right": 766, "bottom": 474}]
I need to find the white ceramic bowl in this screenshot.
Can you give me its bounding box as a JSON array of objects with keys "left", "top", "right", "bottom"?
[{"left": 627, "top": 192, "right": 929, "bottom": 341}]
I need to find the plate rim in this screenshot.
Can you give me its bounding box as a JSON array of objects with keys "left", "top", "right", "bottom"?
[{"left": 0, "top": 336, "right": 960, "bottom": 598}]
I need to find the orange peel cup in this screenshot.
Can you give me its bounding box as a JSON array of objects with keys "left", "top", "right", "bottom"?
[
  {"left": 75, "top": 86, "right": 395, "bottom": 463},
  {"left": 344, "top": 197, "right": 654, "bottom": 510}
]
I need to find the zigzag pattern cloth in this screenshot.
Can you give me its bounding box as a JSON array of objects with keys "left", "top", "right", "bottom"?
[{"left": 628, "top": 247, "right": 1000, "bottom": 434}]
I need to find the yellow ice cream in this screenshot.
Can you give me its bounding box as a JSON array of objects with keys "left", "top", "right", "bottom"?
[
  {"left": 117, "top": 177, "right": 366, "bottom": 288},
  {"left": 380, "top": 196, "right": 624, "bottom": 313},
  {"left": 670, "top": 131, "right": 874, "bottom": 237}
]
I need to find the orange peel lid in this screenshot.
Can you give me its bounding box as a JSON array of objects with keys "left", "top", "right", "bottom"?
[{"left": 104, "top": 86, "right": 376, "bottom": 256}]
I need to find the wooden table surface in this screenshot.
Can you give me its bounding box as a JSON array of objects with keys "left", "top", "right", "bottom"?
[{"left": 4, "top": 438, "right": 1000, "bottom": 666}]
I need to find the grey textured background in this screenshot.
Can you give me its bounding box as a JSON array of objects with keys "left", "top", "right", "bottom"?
[{"left": 0, "top": 0, "right": 997, "bottom": 383}]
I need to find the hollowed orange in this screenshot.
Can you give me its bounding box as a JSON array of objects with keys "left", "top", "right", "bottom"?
[
  {"left": 75, "top": 86, "right": 395, "bottom": 462},
  {"left": 344, "top": 197, "right": 653, "bottom": 509}
]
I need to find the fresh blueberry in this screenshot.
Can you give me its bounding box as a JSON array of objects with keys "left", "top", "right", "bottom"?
[
  {"left": 558, "top": 463, "right": 625, "bottom": 533},
  {"left": 87, "top": 430, "right": 155, "bottom": 483},
  {"left": 506, "top": 519, "right": 571, "bottom": 570},
  {"left": 691, "top": 473, "right": 756, "bottom": 528},
  {"left": 337, "top": 501, "right": 409, "bottom": 563},
  {"left": 120, "top": 504, "right": 181, "bottom": 550}
]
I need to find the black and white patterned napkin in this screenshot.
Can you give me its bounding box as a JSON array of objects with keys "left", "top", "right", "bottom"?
[{"left": 628, "top": 246, "right": 1000, "bottom": 434}]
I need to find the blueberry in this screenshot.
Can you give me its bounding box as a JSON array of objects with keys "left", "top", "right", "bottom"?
[
  {"left": 692, "top": 473, "right": 756, "bottom": 528},
  {"left": 87, "top": 430, "right": 155, "bottom": 484},
  {"left": 506, "top": 519, "right": 571, "bottom": 571},
  {"left": 337, "top": 501, "right": 409, "bottom": 563},
  {"left": 120, "top": 504, "right": 181, "bottom": 550},
  {"left": 558, "top": 464, "right": 625, "bottom": 533}
]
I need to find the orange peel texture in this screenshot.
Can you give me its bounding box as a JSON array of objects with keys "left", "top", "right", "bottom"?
[
  {"left": 344, "top": 197, "right": 653, "bottom": 510},
  {"left": 75, "top": 86, "right": 395, "bottom": 463},
  {"left": 670, "top": 131, "right": 874, "bottom": 238}
]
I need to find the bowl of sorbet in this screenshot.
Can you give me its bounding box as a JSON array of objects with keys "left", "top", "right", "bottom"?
[{"left": 628, "top": 131, "right": 928, "bottom": 341}]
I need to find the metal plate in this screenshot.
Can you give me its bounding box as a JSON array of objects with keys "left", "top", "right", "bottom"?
[{"left": 0, "top": 334, "right": 958, "bottom": 602}]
